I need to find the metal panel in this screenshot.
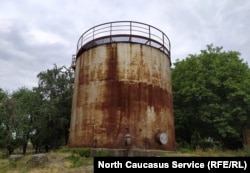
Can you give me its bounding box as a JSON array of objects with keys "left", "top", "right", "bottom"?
[{"left": 68, "top": 42, "right": 175, "bottom": 150}]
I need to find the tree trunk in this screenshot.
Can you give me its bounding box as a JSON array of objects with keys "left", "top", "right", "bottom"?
[{"left": 22, "top": 143, "right": 27, "bottom": 155}]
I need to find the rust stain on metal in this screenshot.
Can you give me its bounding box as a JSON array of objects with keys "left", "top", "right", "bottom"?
[{"left": 69, "top": 42, "right": 175, "bottom": 150}]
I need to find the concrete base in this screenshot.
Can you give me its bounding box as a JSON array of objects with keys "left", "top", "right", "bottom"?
[{"left": 90, "top": 148, "right": 172, "bottom": 157}]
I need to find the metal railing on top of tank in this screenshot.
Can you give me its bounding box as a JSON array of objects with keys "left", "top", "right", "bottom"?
[{"left": 76, "top": 21, "right": 171, "bottom": 57}]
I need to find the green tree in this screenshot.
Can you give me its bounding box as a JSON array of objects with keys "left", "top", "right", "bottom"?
[
  {"left": 33, "top": 64, "right": 74, "bottom": 151},
  {"left": 172, "top": 44, "right": 250, "bottom": 149},
  {"left": 0, "top": 88, "right": 7, "bottom": 148},
  {"left": 11, "top": 87, "right": 41, "bottom": 154},
  {"left": 0, "top": 87, "right": 42, "bottom": 155},
  {"left": 0, "top": 89, "right": 18, "bottom": 155}
]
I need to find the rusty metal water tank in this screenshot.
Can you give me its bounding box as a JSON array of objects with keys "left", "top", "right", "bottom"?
[{"left": 68, "top": 21, "right": 175, "bottom": 151}]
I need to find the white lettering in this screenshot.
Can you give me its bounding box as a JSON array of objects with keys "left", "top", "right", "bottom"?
[
  {"left": 125, "top": 161, "right": 169, "bottom": 168},
  {"left": 172, "top": 161, "right": 205, "bottom": 168},
  {"left": 98, "top": 161, "right": 122, "bottom": 168}
]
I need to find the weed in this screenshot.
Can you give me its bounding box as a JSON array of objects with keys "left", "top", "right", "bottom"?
[
  {"left": 9, "top": 160, "right": 17, "bottom": 168},
  {"left": 72, "top": 148, "right": 91, "bottom": 157},
  {"left": 65, "top": 154, "right": 82, "bottom": 168},
  {"left": 96, "top": 149, "right": 107, "bottom": 157}
]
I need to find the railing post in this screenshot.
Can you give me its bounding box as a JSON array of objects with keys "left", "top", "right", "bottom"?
[
  {"left": 110, "top": 22, "right": 112, "bottom": 36},
  {"left": 162, "top": 33, "right": 165, "bottom": 52},
  {"left": 148, "top": 25, "right": 151, "bottom": 46},
  {"left": 129, "top": 21, "right": 132, "bottom": 41},
  {"left": 110, "top": 22, "right": 112, "bottom": 42},
  {"left": 130, "top": 21, "right": 132, "bottom": 35},
  {"left": 80, "top": 36, "right": 83, "bottom": 51}
]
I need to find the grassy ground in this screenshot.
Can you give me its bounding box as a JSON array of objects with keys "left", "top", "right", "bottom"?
[
  {"left": 0, "top": 151, "right": 93, "bottom": 173},
  {"left": 0, "top": 147, "right": 249, "bottom": 173}
]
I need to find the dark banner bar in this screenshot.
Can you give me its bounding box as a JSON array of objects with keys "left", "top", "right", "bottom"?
[{"left": 94, "top": 156, "right": 250, "bottom": 173}]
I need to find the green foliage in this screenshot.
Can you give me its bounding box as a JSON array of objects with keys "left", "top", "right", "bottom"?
[
  {"left": 31, "top": 64, "right": 74, "bottom": 151},
  {"left": 172, "top": 44, "right": 250, "bottom": 150},
  {"left": 0, "top": 89, "right": 19, "bottom": 155},
  {"left": 96, "top": 149, "right": 108, "bottom": 156},
  {"left": 65, "top": 154, "right": 84, "bottom": 168},
  {"left": 0, "top": 64, "right": 74, "bottom": 155},
  {"left": 72, "top": 148, "right": 91, "bottom": 157},
  {"left": 0, "top": 159, "right": 9, "bottom": 173},
  {"left": 65, "top": 150, "right": 93, "bottom": 168},
  {"left": 9, "top": 160, "right": 17, "bottom": 168},
  {"left": 178, "top": 148, "right": 193, "bottom": 153},
  {"left": 11, "top": 87, "right": 39, "bottom": 154},
  {"left": 56, "top": 146, "right": 72, "bottom": 153}
]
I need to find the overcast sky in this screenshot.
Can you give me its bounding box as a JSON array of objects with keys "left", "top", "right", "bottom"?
[{"left": 0, "top": 0, "right": 249, "bottom": 92}]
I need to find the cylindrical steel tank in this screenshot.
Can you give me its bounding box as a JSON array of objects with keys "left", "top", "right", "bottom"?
[{"left": 68, "top": 21, "right": 175, "bottom": 151}]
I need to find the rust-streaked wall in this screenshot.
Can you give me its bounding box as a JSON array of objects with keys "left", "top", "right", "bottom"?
[{"left": 68, "top": 42, "right": 175, "bottom": 150}]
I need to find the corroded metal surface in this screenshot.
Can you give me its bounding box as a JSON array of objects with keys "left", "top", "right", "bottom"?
[{"left": 68, "top": 42, "right": 175, "bottom": 150}]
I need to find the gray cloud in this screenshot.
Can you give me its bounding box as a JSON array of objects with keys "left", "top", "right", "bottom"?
[{"left": 0, "top": 0, "right": 250, "bottom": 92}]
